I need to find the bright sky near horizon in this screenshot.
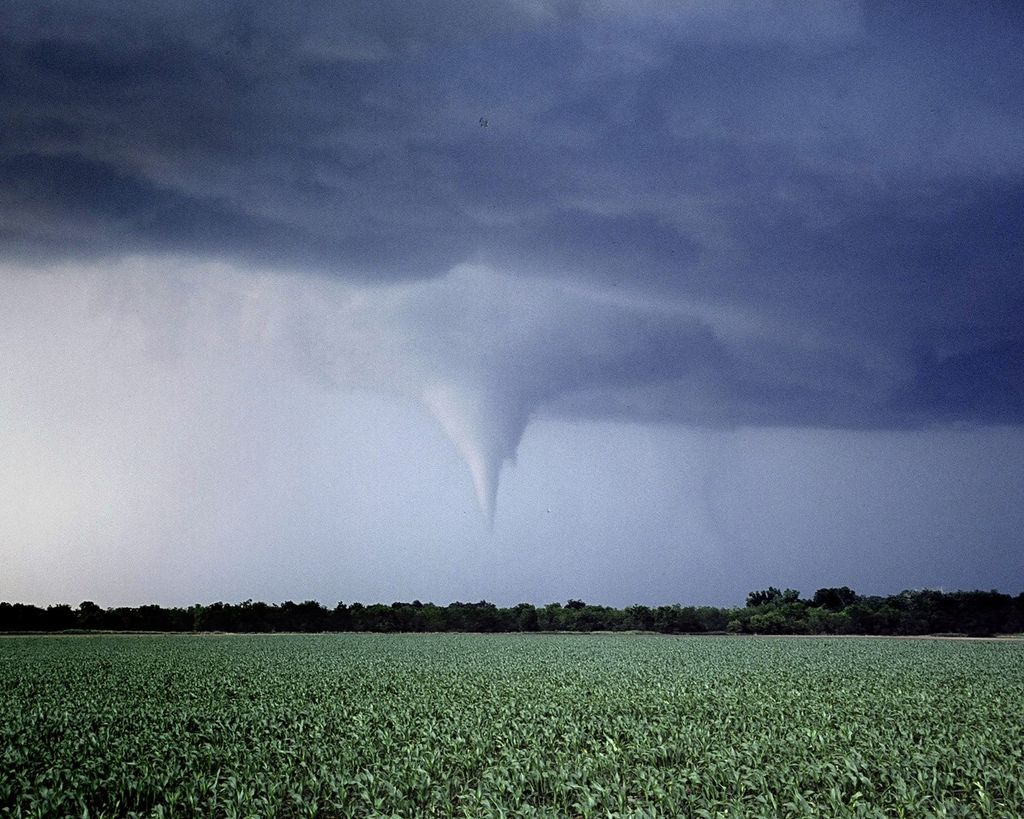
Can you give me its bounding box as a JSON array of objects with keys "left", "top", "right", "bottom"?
[{"left": 1, "top": 1, "right": 1022, "bottom": 607}]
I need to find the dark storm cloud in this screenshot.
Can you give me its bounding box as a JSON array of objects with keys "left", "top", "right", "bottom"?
[
  {"left": 2, "top": 0, "right": 1022, "bottom": 429},
  {"left": 0, "top": 150, "right": 473, "bottom": 274}
]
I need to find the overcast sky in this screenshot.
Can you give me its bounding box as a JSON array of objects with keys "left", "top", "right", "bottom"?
[{"left": 2, "top": 1, "right": 1022, "bottom": 607}]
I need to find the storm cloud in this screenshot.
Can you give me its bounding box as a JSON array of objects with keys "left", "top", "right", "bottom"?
[{"left": 1, "top": 2, "right": 1022, "bottom": 598}]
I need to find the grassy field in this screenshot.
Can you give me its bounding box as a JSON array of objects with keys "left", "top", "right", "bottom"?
[{"left": 2, "top": 634, "right": 1022, "bottom": 817}]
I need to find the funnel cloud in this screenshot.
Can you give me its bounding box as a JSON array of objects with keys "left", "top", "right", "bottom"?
[{"left": 423, "top": 382, "right": 520, "bottom": 524}]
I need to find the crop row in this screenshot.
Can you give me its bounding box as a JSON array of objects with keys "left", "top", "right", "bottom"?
[{"left": 2, "top": 634, "right": 1022, "bottom": 817}]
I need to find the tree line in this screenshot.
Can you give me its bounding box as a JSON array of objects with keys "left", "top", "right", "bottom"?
[{"left": 2, "top": 587, "right": 1022, "bottom": 636}]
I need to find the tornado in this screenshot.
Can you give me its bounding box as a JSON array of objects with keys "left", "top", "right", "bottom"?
[{"left": 422, "top": 381, "right": 530, "bottom": 526}]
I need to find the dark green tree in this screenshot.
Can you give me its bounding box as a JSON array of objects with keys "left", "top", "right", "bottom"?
[
  {"left": 812, "top": 587, "right": 859, "bottom": 611},
  {"left": 77, "top": 600, "right": 104, "bottom": 629},
  {"left": 746, "top": 588, "right": 782, "bottom": 607}
]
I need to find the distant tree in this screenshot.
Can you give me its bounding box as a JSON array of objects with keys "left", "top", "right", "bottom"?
[
  {"left": 869, "top": 603, "right": 903, "bottom": 635},
  {"left": 624, "top": 605, "right": 654, "bottom": 631},
  {"left": 539, "top": 602, "right": 564, "bottom": 631},
  {"left": 675, "top": 606, "right": 706, "bottom": 633},
  {"left": 806, "top": 606, "right": 852, "bottom": 634},
  {"left": 748, "top": 611, "right": 785, "bottom": 634},
  {"left": 600, "top": 606, "right": 627, "bottom": 631},
  {"left": 347, "top": 602, "right": 366, "bottom": 630},
  {"left": 238, "top": 600, "right": 273, "bottom": 632},
  {"left": 46, "top": 604, "right": 76, "bottom": 630},
  {"left": 652, "top": 605, "right": 693, "bottom": 633},
  {"left": 512, "top": 603, "right": 539, "bottom": 632},
  {"left": 3, "top": 585, "right": 1020, "bottom": 635},
  {"left": 363, "top": 603, "right": 395, "bottom": 632},
  {"left": 134, "top": 604, "right": 175, "bottom": 631},
  {"left": 1009, "top": 593, "right": 1024, "bottom": 634},
  {"left": 746, "top": 588, "right": 782, "bottom": 607},
  {"left": 0, "top": 602, "right": 48, "bottom": 631},
  {"left": 478, "top": 601, "right": 501, "bottom": 632},
  {"left": 696, "top": 606, "right": 730, "bottom": 632},
  {"left": 193, "top": 602, "right": 233, "bottom": 632},
  {"left": 390, "top": 602, "right": 417, "bottom": 632},
  {"left": 812, "top": 587, "right": 859, "bottom": 611},
  {"left": 574, "top": 606, "right": 608, "bottom": 632},
  {"left": 77, "top": 600, "right": 104, "bottom": 629},
  {"left": 331, "top": 602, "right": 351, "bottom": 631}
]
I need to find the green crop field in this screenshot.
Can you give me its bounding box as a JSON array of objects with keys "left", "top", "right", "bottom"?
[{"left": 2, "top": 634, "right": 1022, "bottom": 818}]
